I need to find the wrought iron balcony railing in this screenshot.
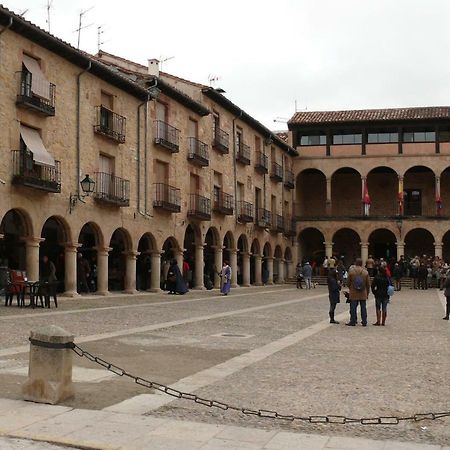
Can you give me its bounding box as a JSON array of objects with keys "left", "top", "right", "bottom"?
[
  {"left": 188, "top": 194, "right": 211, "bottom": 220},
  {"left": 12, "top": 150, "right": 61, "bottom": 193},
  {"left": 270, "top": 214, "right": 284, "bottom": 232},
  {"left": 284, "top": 217, "right": 296, "bottom": 237},
  {"left": 94, "top": 106, "right": 126, "bottom": 143},
  {"left": 187, "top": 137, "right": 209, "bottom": 167},
  {"left": 213, "top": 190, "right": 234, "bottom": 215},
  {"left": 213, "top": 128, "right": 230, "bottom": 154},
  {"left": 153, "top": 183, "right": 181, "bottom": 212},
  {"left": 284, "top": 169, "right": 295, "bottom": 189},
  {"left": 237, "top": 201, "right": 254, "bottom": 223},
  {"left": 16, "top": 70, "right": 55, "bottom": 116},
  {"left": 154, "top": 120, "right": 180, "bottom": 153},
  {"left": 255, "top": 208, "right": 271, "bottom": 228},
  {"left": 270, "top": 162, "right": 283, "bottom": 182},
  {"left": 94, "top": 172, "right": 130, "bottom": 207},
  {"left": 236, "top": 142, "right": 251, "bottom": 165},
  {"left": 255, "top": 151, "right": 268, "bottom": 174}
]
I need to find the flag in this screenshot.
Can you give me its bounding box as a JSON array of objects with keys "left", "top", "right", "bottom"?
[
  {"left": 398, "top": 177, "right": 404, "bottom": 215},
  {"left": 363, "top": 180, "right": 371, "bottom": 205}
]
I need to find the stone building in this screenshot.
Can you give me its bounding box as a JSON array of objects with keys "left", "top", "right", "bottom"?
[
  {"left": 0, "top": 5, "right": 298, "bottom": 296},
  {"left": 288, "top": 107, "right": 450, "bottom": 266}
]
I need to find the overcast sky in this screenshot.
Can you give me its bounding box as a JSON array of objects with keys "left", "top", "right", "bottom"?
[{"left": 5, "top": 0, "right": 450, "bottom": 129}]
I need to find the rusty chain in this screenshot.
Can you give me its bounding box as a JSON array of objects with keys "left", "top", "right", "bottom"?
[{"left": 72, "top": 343, "right": 450, "bottom": 425}]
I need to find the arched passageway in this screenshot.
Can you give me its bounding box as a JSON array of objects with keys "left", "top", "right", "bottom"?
[
  {"left": 274, "top": 245, "right": 283, "bottom": 283},
  {"left": 161, "top": 237, "right": 178, "bottom": 290},
  {"left": 297, "top": 228, "right": 325, "bottom": 267},
  {"left": 262, "top": 242, "right": 272, "bottom": 285},
  {"left": 333, "top": 228, "right": 361, "bottom": 267},
  {"left": 137, "top": 234, "right": 155, "bottom": 291},
  {"left": 108, "top": 228, "right": 130, "bottom": 292},
  {"left": 331, "top": 167, "right": 361, "bottom": 216},
  {"left": 40, "top": 217, "right": 68, "bottom": 292},
  {"left": 78, "top": 222, "right": 102, "bottom": 293},
  {"left": 443, "top": 231, "right": 450, "bottom": 262},
  {"left": 284, "top": 247, "right": 293, "bottom": 279},
  {"left": 250, "top": 239, "right": 260, "bottom": 285},
  {"left": 405, "top": 228, "right": 435, "bottom": 258},
  {"left": 183, "top": 224, "right": 199, "bottom": 288},
  {"left": 204, "top": 228, "right": 219, "bottom": 289},
  {"left": 367, "top": 167, "right": 398, "bottom": 216},
  {"left": 440, "top": 167, "right": 450, "bottom": 217},
  {"left": 295, "top": 169, "right": 326, "bottom": 217},
  {"left": 403, "top": 166, "right": 435, "bottom": 216},
  {"left": 237, "top": 234, "right": 248, "bottom": 286},
  {"left": 368, "top": 229, "right": 397, "bottom": 261}
]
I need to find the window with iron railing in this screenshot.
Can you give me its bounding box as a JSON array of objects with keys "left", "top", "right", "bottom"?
[
  {"left": 237, "top": 200, "right": 254, "bottom": 222},
  {"left": 188, "top": 137, "right": 209, "bottom": 166},
  {"left": 255, "top": 151, "right": 268, "bottom": 172},
  {"left": 284, "top": 169, "right": 294, "bottom": 188},
  {"left": 213, "top": 190, "right": 234, "bottom": 214},
  {"left": 154, "top": 120, "right": 180, "bottom": 152},
  {"left": 213, "top": 128, "right": 230, "bottom": 153},
  {"left": 17, "top": 69, "right": 56, "bottom": 116},
  {"left": 188, "top": 193, "right": 211, "bottom": 219},
  {"left": 236, "top": 142, "right": 251, "bottom": 164},
  {"left": 153, "top": 183, "right": 181, "bottom": 212},
  {"left": 271, "top": 162, "right": 283, "bottom": 180},
  {"left": 94, "top": 106, "right": 126, "bottom": 143},
  {"left": 94, "top": 172, "right": 130, "bottom": 206},
  {"left": 256, "top": 208, "right": 271, "bottom": 226}
]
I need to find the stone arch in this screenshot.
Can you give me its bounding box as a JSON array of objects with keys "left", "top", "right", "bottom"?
[
  {"left": 404, "top": 228, "right": 435, "bottom": 258},
  {"left": 442, "top": 230, "right": 450, "bottom": 262},
  {"left": 263, "top": 242, "right": 272, "bottom": 258},
  {"left": 366, "top": 166, "right": 398, "bottom": 216},
  {"left": 204, "top": 227, "right": 220, "bottom": 287},
  {"left": 108, "top": 228, "right": 132, "bottom": 291},
  {"left": 162, "top": 236, "right": 179, "bottom": 262},
  {"left": 403, "top": 166, "right": 435, "bottom": 216},
  {"left": 136, "top": 232, "right": 157, "bottom": 291},
  {"left": 222, "top": 231, "right": 235, "bottom": 266},
  {"left": 332, "top": 228, "right": 361, "bottom": 266},
  {"left": 368, "top": 228, "right": 397, "bottom": 261},
  {"left": 440, "top": 166, "right": 450, "bottom": 216},
  {"left": 295, "top": 168, "right": 326, "bottom": 217},
  {"left": 297, "top": 227, "right": 325, "bottom": 267},
  {"left": 331, "top": 167, "right": 361, "bottom": 216}
]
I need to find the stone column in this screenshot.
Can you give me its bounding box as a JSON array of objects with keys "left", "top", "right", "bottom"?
[
  {"left": 398, "top": 175, "right": 404, "bottom": 216},
  {"left": 360, "top": 242, "right": 369, "bottom": 266},
  {"left": 174, "top": 248, "right": 184, "bottom": 271},
  {"left": 396, "top": 241, "right": 405, "bottom": 259},
  {"left": 286, "top": 260, "right": 294, "bottom": 279},
  {"left": 292, "top": 241, "right": 299, "bottom": 269},
  {"left": 435, "top": 176, "right": 441, "bottom": 216},
  {"left": 254, "top": 254, "right": 262, "bottom": 286},
  {"left": 242, "top": 252, "right": 250, "bottom": 287},
  {"left": 150, "top": 251, "right": 161, "bottom": 292},
  {"left": 230, "top": 249, "right": 238, "bottom": 288},
  {"left": 213, "top": 245, "right": 223, "bottom": 289},
  {"left": 361, "top": 176, "right": 367, "bottom": 216},
  {"left": 96, "top": 247, "right": 111, "bottom": 296},
  {"left": 267, "top": 256, "right": 274, "bottom": 285},
  {"left": 25, "top": 237, "right": 43, "bottom": 281},
  {"left": 63, "top": 243, "right": 80, "bottom": 297},
  {"left": 324, "top": 241, "right": 333, "bottom": 259},
  {"left": 326, "top": 177, "right": 332, "bottom": 215},
  {"left": 278, "top": 258, "right": 285, "bottom": 284},
  {"left": 194, "top": 244, "right": 205, "bottom": 289},
  {"left": 124, "top": 251, "right": 139, "bottom": 294},
  {"left": 434, "top": 242, "right": 443, "bottom": 259}
]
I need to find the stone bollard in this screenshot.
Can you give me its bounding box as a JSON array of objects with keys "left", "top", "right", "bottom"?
[{"left": 22, "top": 325, "right": 75, "bottom": 405}]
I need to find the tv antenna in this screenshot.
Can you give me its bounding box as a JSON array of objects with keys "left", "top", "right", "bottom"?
[
  {"left": 208, "top": 74, "right": 221, "bottom": 87},
  {"left": 159, "top": 55, "right": 174, "bottom": 71},
  {"left": 45, "top": 0, "right": 53, "bottom": 32},
  {"left": 74, "top": 6, "right": 94, "bottom": 49},
  {"left": 97, "top": 25, "right": 105, "bottom": 52},
  {"left": 273, "top": 117, "right": 289, "bottom": 123},
  {"left": 19, "top": 9, "right": 29, "bottom": 17}
]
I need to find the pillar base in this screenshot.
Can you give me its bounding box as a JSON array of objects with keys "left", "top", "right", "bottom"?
[
  {"left": 231, "top": 284, "right": 238, "bottom": 288},
  {"left": 253, "top": 282, "right": 263, "bottom": 286},
  {"left": 61, "top": 291, "right": 80, "bottom": 298},
  {"left": 267, "top": 281, "right": 274, "bottom": 285},
  {"left": 95, "top": 291, "right": 110, "bottom": 296},
  {"left": 148, "top": 288, "right": 162, "bottom": 293},
  {"left": 242, "top": 283, "right": 251, "bottom": 287},
  {"left": 192, "top": 286, "right": 205, "bottom": 291},
  {"left": 124, "top": 289, "right": 138, "bottom": 295}
]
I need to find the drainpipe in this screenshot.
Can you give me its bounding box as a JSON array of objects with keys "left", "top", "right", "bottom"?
[
  {"left": 232, "top": 110, "right": 243, "bottom": 224},
  {"left": 76, "top": 61, "right": 92, "bottom": 199},
  {"left": 0, "top": 17, "right": 13, "bottom": 64}
]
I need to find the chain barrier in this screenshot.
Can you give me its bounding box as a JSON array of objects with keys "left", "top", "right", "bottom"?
[{"left": 71, "top": 343, "right": 450, "bottom": 425}]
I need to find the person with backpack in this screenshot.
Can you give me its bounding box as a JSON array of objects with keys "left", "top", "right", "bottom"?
[
  {"left": 346, "top": 258, "right": 370, "bottom": 327},
  {"left": 371, "top": 266, "right": 390, "bottom": 326}
]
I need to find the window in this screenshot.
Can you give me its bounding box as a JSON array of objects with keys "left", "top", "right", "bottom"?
[
  {"left": 403, "top": 130, "right": 435, "bottom": 143},
  {"left": 299, "top": 135, "right": 327, "bottom": 146},
  {"left": 439, "top": 127, "right": 450, "bottom": 142},
  {"left": 236, "top": 127, "right": 243, "bottom": 148},
  {"left": 271, "top": 195, "right": 277, "bottom": 215},
  {"left": 156, "top": 102, "right": 168, "bottom": 123},
  {"left": 404, "top": 189, "right": 422, "bottom": 215},
  {"left": 213, "top": 171, "right": 222, "bottom": 204},
  {"left": 237, "top": 182, "right": 244, "bottom": 203},
  {"left": 154, "top": 160, "right": 169, "bottom": 183},
  {"left": 333, "top": 133, "right": 362, "bottom": 145},
  {"left": 255, "top": 187, "right": 261, "bottom": 211},
  {"left": 101, "top": 91, "right": 114, "bottom": 110},
  {"left": 190, "top": 173, "right": 200, "bottom": 193},
  {"left": 189, "top": 119, "right": 198, "bottom": 138},
  {"left": 212, "top": 112, "right": 220, "bottom": 137},
  {"left": 367, "top": 132, "right": 399, "bottom": 143},
  {"left": 255, "top": 136, "right": 261, "bottom": 152}
]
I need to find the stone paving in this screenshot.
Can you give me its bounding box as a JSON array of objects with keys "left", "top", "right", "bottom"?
[{"left": 0, "top": 285, "right": 448, "bottom": 449}]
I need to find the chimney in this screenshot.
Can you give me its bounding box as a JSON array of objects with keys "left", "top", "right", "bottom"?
[{"left": 148, "top": 58, "right": 160, "bottom": 77}]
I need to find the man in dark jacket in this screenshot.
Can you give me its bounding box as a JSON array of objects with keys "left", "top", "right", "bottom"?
[{"left": 346, "top": 258, "right": 370, "bottom": 327}]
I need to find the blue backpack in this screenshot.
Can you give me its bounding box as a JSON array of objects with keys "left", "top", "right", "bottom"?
[{"left": 353, "top": 273, "right": 365, "bottom": 291}]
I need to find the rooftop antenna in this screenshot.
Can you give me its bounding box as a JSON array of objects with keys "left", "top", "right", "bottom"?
[
  {"left": 159, "top": 55, "right": 174, "bottom": 71},
  {"left": 208, "top": 74, "right": 221, "bottom": 87},
  {"left": 97, "top": 25, "right": 105, "bottom": 53},
  {"left": 45, "top": 0, "right": 53, "bottom": 32},
  {"left": 19, "top": 9, "right": 29, "bottom": 17},
  {"left": 273, "top": 117, "right": 289, "bottom": 123},
  {"left": 74, "top": 6, "right": 94, "bottom": 49}
]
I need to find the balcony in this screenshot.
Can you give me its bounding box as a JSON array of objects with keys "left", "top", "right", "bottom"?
[
  {"left": 270, "top": 162, "right": 283, "bottom": 182},
  {"left": 153, "top": 183, "right": 181, "bottom": 213},
  {"left": 188, "top": 194, "right": 211, "bottom": 220},
  {"left": 255, "top": 151, "right": 268, "bottom": 174},
  {"left": 284, "top": 217, "right": 296, "bottom": 237},
  {"left": 284, "top": 169, "right": 295, "bottom": 189},
  {"left": 236, "top": 142, "right": 251, "bottom": 165},
  {"left": 16, "top": 71, "right": 55, "bottom": 116},
  {"left": 154, "top": 120, "right": 180, "bottom": 153},
  {"left": 213, "top": 128, "right": 230, "bottom": 154},
  {"left": 187, "top": 137, "right": 209, "bottom": 167},
  {"left": 213, "top": 191, "right": 234, "bottom": 215},
  {"left": 237, "top": 201, "right": 254, "bottom": 223},
  {"left": 94, "top": 106, "right": 126, "bottom": 143},
  {"left": 94, "top": 172, "right": 130, "bottom": 207},
  {"left": 12, "top": 150, "right": 61, "bottom": 193},
  {"left": 255, "top": 208, "right": 271, "bottom": 228},
  {"left": 271, "top": 214, "right": 284, "bottom": 233}
]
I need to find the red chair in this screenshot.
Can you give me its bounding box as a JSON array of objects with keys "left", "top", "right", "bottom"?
[{"left": 5, "top": 270, "right": 27, "bottom": 307}]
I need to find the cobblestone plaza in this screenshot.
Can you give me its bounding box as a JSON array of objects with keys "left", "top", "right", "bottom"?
[{"left": 0, "top": 286, "right": 449, "bottom": 448}]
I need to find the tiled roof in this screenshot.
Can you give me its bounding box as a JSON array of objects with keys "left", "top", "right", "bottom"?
[
  {"left": 274, "top": 131, "right": 288, "bottom": 143},
  {"left": 289, "top": 107, "right": 450, "bottom": 125}
]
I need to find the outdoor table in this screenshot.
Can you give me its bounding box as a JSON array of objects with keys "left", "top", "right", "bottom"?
[{"left": 10, "top": 281, "right": 43, "bottom": 308}]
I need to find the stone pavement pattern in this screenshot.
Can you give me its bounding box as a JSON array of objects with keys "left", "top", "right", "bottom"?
[{"left": 0, "top": 286, "right": 448, "bottom": 448}]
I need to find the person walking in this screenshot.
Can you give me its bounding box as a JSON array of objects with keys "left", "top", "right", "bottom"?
[
  {"left": 295, "top": 263, "right": 303, "bottom": 289},
  {"left": 392, "top": 263, "right": 402, "bottom": 291},
  {"left": 302, "top": 261, "right": 312, "bottom": 289},
  {"left": 327, "top": 268, "right": 340, "bottom": 324},
  {"left": 371, "top": 266, "right": 390, "bottom": 326},
  {"left": 219, "top": 260, "right": 232, "bottom": 296},
  {"left": 76, "top": 253, "right": 90, "bottom": 293},
  {"left": 167, "top": 259, "right": 188, "bottom": 295},
  {"left": 443, "top": 270, "right": 450, "bottom": 320},
  {"left": 346, "top": 258, "right": 370, "bottom": 327}
]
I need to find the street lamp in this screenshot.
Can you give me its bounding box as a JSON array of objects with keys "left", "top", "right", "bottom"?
[{"left": 69, "top": 174, "right": 95, "bottom": 214}]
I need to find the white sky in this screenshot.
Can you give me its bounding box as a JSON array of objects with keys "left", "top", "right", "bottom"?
[{"left": 4, "top": 0, "right": 450, "bottom": 129}]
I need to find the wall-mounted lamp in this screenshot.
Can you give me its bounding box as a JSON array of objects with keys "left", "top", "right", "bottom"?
[{"left": 69, "top": 174, "right": 95, "bottom": 214}]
